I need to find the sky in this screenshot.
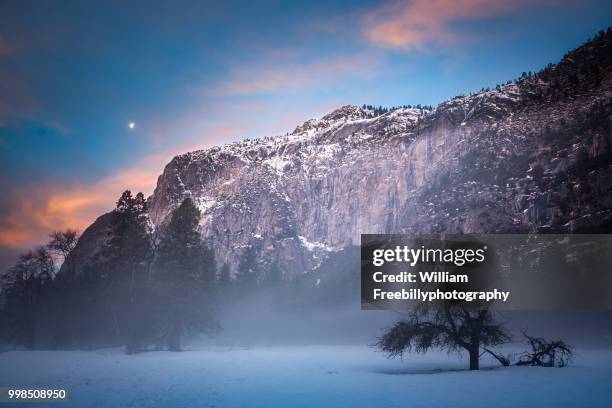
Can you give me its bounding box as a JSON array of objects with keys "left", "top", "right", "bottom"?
[{"left": 0, "top": 0, "right": 611, "bottom": 268}]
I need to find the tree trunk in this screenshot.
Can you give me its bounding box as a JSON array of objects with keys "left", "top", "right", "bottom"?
[{"left": 469, "top": 346, "right": 480, "bottom": 370}]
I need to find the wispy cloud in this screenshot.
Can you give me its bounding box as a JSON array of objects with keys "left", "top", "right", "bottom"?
[
  {"left": 0, "top": 106, "right": 310, "bottom": 250},
  {"left": 214, "top": 53, "right": 382, "bottom": 96},
  {"left": 0, "top": 167, "right": 158, "bottom": 249},
  {"left": 363, "top": 0, "right": 561, "bottom": 51},
  {"left": 0, "top": 140, "right": 206, "bottom": 249}
]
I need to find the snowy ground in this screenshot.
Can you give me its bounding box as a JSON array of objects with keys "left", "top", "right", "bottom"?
[{"left": 1, "top": 346, "right": 611, "bottom": 408}]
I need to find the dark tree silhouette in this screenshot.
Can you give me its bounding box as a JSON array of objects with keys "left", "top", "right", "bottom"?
[
  {"left": 218, "top": 263, "right": 231, "bottom": 287},
  {"left": 377, "top": 306, "right": 510, "bottom": 370},
  {"left": 264, "top": 261, "right": 283, "bottom": 285},
  {"left": 46, "top": 229, "right": 79, "bottom": 348},
  {"left": 47, "top": 230, "right": 79, "bottom": 261},
  {"left": 516, "top": 333, "right": 573, "bottom": 367},
  {"left": 104, "top": 191, "right": 152, "bottom": 349},
  {"left": 151, "top": 198, "right": 217, "bottom": 351},
  {"left": 235, "top": 245, "right": 259, "bottom": 286},
  {"left": 0, "top": 247, "right": 55, "bottom": 349}
]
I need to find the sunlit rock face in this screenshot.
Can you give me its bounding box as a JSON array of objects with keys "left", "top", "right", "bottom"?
[{"left": 79, "top": 33, "right": 612, "bottom": 279}]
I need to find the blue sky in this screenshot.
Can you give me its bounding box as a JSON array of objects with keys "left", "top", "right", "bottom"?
[{"left": 0, "top": 0, "right": 611, "bottom": 263}]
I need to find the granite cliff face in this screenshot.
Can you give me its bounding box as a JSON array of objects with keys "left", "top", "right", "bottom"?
[
  {"left": 146, "top": 106, "right": 427, "bottom": 276},
  {"left": 69, "top": 31, "right": 612, "bottom": 279}
]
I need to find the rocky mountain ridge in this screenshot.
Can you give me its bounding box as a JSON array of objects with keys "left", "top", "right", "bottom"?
[{"left": 67, "top": 30, "right": 612, "bottom": 279}]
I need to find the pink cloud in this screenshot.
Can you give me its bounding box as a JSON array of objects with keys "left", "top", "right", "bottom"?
[
  {"left": 0, "top": 168, "right": 159, "bottom": 249},
  {"left": 214, "top": 53, "right": 381, "bottom": 96},
  {"left": 0, "top": 118, "right": 289, "bottom": 249},
  {"left": 363, "top": 0, "right": 562, "bottom": 51},
  {"left": 0, "top": 139, "right": 209, "bottom": 249},
  {"left": 0, "top": 86, "right": 346, "bottom": 251}
]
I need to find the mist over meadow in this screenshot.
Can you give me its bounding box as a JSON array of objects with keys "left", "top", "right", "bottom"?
[{"left": 2, "top": 1, "right": 612, "bottom": 406}]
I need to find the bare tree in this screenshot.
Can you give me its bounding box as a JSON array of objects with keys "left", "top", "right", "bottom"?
[
  {"left": 483, "top": 332, "right": 573, "bottom": 368},
  {"left": 46, "top": 230, "right": 79, "bottom": 347},
  {"left": 0, "top": 247, "right": 55, "bottom": 349},
  {"left": 48, "top": 229, "right": 79, "bottom": 265},
  {"left": 516, "top": 333, "right": 573, "bottom": 367},
  {"left": 377, "top": 305, "right": 510, "bottom": 370},
  {"left": 32, "top": 247, "right": 56, "bottom": 281}
]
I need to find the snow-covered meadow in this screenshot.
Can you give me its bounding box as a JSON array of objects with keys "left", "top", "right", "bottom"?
[{"left": 1, "top": 346, "right": 611, "bottom": 408}]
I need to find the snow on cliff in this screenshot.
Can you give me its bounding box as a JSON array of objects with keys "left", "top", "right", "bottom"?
[{"left": 67, "top": 32, "right": 612, "bottom": 279}]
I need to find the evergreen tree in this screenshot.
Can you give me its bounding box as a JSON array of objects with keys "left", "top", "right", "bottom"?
[
  {"left": 264, "top": 260, "right": 283, "bottom": 286},
  {"left": 68, "top": 190, "right": 152, "bottom": 350},
  {"left": 235, "top": 245, "right": 259, "bottom": 286},
  {"left": 106, "top": 191, "right": 152, "bottom": 349},
  {"left": 218, "top": 263, "right": 231, "bottom": 288},
  {"left": 152, "top": 198, "right": 217, "bottom": 351}
]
